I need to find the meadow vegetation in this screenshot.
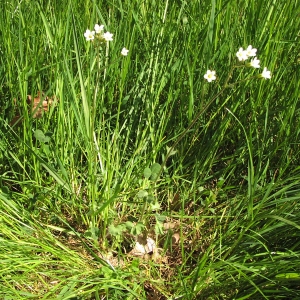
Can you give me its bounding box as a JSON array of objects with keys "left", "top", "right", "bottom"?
[{"left": 0, "top": 0, "right": 300, "bottom": 299}]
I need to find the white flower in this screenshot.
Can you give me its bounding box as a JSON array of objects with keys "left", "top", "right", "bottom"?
[
  {"left": 245, "top": 45, "right": 257, "bottom": 57},
  {"left": 102, "top": 31, "right": 113, "bottom": 41},
  {"left": 121, "top": 47, "right": 129, "bottom": 56},
  {"left": 249, "top": 57, "right": 260, "bottom": 68},
  {"left": 94, "top": 24, "right": 104, "bottom": 33},
  {"left": 261, "top": 67, "right": 271, "bottom": 79},
  {"left": 236, "top": 47, "right": 248, "bottom": 61},
  {"left": 84, "top": 29, "right": 95, "bottom": 41},
  {"left": 204, "top": 70, "right": 216, "bottom": 82}
]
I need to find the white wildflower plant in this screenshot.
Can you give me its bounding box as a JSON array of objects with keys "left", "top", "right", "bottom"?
[
  {"left": 84, "top": 24, "right": 113, "bottom": 43},
  {"left": 84, "top": 23, "right": 128, "bottom": 59},
  {"left": 204, "top": 45, "right": 271, "bottom": 83}
]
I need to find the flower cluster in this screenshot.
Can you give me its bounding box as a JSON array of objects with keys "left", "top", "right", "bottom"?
[
  {"left": 236, "top": 45, "right": 257, "bottom": 62},
  {"left": 84, "top": 24, "right": 113, "bottom": 42},
  {"left": 204, "top": 45, "right": 271, "bottom": 82},
  {"left": 84, "top": 24, "right": 129, "bottom": 56},
  {"left": 236, "top": 45, "right": 271, "bottom": 79}
]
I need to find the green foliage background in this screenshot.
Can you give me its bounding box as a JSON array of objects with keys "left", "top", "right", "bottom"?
[{"left": 0, "top": 0, "right": 299, "bottom": 299}]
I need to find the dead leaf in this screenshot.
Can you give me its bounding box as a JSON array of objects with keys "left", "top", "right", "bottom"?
[
  {"left": 130, "top": 237, "right": 156, "bottom": 256},
  {"left": 163, "top": 222, "right": 177, "bottom": 230},
  {"left": 27, "top": 91, "right": 56, "bottom": 118},
  {"left": 172, "top": 233, "right": 180, "bottom": 244},
  {"left": 10, "top": 91, "right": 57, "bottom": 126}
]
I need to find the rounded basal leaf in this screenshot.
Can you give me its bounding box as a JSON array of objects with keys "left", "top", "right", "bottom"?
[
  {"left": 150, "top": 173, "right": 158, "bottom": 181},
  {"left": 108, "top": 224, "right": 126, "bottom": 236},
  {"left": 34, "top": 129, "right": 45, "bottom": 139},
  {"left": 34, "top": 129, "right": 50, "bottom": 143},
  {"left": 143, "top": 167, "right": 152, "bottom": 179},
  {"left": 155, "top": 213, "right": 166, "bottom": 223},
  {"left": 145, "top": 195, "right": 155, "bottom": 203},
  {"left": 137, "top": 190, "right": 148, "bottom": 198},
  {"left": 84, "top": 226, "right": 99, "bottom": 239},
  {"left": 108, "top": 224, "right": 120, "bottom": 236},
  {"left": 151, "top": 163, "right": 161, "bottom": 174},
  {"left": 125, "top": 221, "right": 134, "bottom": 229}
]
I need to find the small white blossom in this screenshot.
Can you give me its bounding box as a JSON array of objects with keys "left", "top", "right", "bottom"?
[
  {"left": 245, "top": 45, "right": 257, "bottom": 57},
  {"left": 204, "top": 70, "right": 216, "bottom": 82},
  {"left": 94, "top": 24, "right": 104, "bottom": 33},
  {"left": 102, "top": 32, "right": 113, "bottom": 41},
  {"left": 236, "top": 47, "right": 248, "bottom": 61},
  {"left": 84, "top": 29, "right": 95, "bottom": 41},
  {"left": 121, "top": 47, "right": 129, "bottom": 56},
  {"left": 261, "top": 67, "right": 271, "bottom": 79},
  {"left": 249, "top": 57, "right": 260, "bottom": 68}
]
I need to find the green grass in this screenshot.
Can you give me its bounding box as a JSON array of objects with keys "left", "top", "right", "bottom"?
[{"left": 1, "top": 0, "right": 300, "bottom": 299}]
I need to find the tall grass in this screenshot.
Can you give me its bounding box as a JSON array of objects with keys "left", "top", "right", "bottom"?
[{"left": 0, "top": 0, "right": 300, "bottom": 298}]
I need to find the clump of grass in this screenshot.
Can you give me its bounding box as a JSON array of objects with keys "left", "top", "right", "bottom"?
[{"left": 0, "top": 0, "right": 300, "bottom": 299}]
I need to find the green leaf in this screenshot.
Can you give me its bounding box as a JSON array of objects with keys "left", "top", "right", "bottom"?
[
  {"left": 130, "top": 222, "right": 145, "bottom": 235},
  {"left": 137, "top": 190, "right": 148, "bottom": 198},
  {"left": 276, "top": 273, "right": 300, "bottom": 281},
  {"left": 125, "top": 221, "right": 134, "bottom": 229},
  {"left": 34, "top": 129, "right": 50, "bottom": 143},
  {"left": 154, "top": 221, "right": 164, "bottom": 235},
  {"left": 1, "top": 186, "right": 10, "bottom": 195},
  {"left": 42, "top": 144, "right": 50, "bottom": 155},
  {"left": 84, "top": 226, "right": 99, "bottom": 240},
  {"left": 155, "top": 213, "right": 166, "bottom": 223},
  {"left": 146, "top": 194, "right": 155, "bottom": 203},
  {"left": 151, "top": 173, "right": 159, "bottom": 181},
  {"left": 108, "top": 224, "right": 126, "bottom": 236},
  {"left": 150, "top": 201, "right": 161, "bottom": 211},
  {"left": 41, "top": 163, "right": 71, "bottom": 193},
  {"left": 143, "top": 167, "right": 152, "bottom": 179},
  {"left": 151, "top": 163, "right": 161, "bottom": 174},
  {"left": 166, "top": 145, "right": 177, "bottom": 156}
]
